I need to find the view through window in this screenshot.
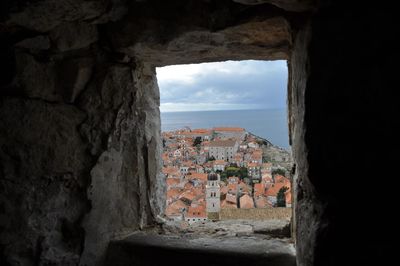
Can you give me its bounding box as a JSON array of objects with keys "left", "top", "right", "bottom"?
[{"left": 157, "top": 60, "right": 292, "bottom": 233}]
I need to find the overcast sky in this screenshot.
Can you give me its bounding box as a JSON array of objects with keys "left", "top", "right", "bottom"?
[{"left": 156, "top": 60, "right": 287, "bottom": 113}]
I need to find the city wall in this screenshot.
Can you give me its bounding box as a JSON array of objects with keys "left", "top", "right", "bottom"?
[{"left": 220, "top": 208, "right": 291, "bottom": 220}]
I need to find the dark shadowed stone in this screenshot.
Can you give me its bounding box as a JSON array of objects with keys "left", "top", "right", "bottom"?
[
  {"left": 15, "top": 52, "right": 61, "bottom": 101},
  {"left": 110, "top": 16, "right": 291, "bottom": 65},
  {"left": 6, "top": 0, "right": 108, "bottom": 32},
  {"left": 50, "top": 22, "right": 98, "bottom": 52},
  {"left": 106, "top": 232, "right": 296, "bottom": 266},
  {"left": 14, "top": 52, "right": 94, "bottom": 103},
  {"left": 232, "top": 0, "right": 315, "bottom": 11},
  {"left": 15, "top": 35, "right": 51, "bottom": 51},
  {"left": 0, "top": 97, "right": 90, "bottom": 265},
  {"left": 56, "top": 57, "right": 94, "bottom": 103}
]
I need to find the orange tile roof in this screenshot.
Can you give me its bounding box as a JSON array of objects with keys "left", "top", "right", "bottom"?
[
  {"left": 221, "top": 200, "right": 237, "bottom": 209},
  {"left": 187, "top": 173, "right": 208, "bottom": 181},
  {"left": 185, "top": 205, "right": 207, "bottom": 218},
  {"left": 184, "top": 182, "right": 193, "bottom": 190},
  {"left": 166, "top": 178, "right": 180, "bottom": 187},
  {"left": 179, "top": 190, "right": 197, "bottom": 201},
  {"left": 220, "top": 186, "right": 228, "bottom": 195},
  {"left": 254, "top": 183, "right": 265, "bottom": 197},
  {"left": 255, "top": 196, "right": 272, "bottom": 208},
  {"left": 167, "top": 188, "right": 182, "bottom": 199},
  {"left": 214, "top": 160, "right": 226, "bottom": 165},
  {"left": 265, "top": 183, "right": 289, "bottom": 197},
  {"left": 247, "top": 162, "right": 261, "bottom": 168},
  {"left": 240, "top": 194, "right": 254, "bottom": 209},
  {"left": 274, "top": 174, "right": 287, "bottom": 183},
  {"left": 227, "top": 183, "right": 238, "bottom": 193},
  {"left": 209, "top": 140, "right": 237, "bottom": 147},
  {"left": 213, "top": 127, "right": 245, "bottom": 132},
  {"left": 162, "top": 167, "right": 179, "bottom": 175}
]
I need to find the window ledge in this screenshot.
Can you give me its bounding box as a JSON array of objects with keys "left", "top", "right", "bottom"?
[{"left": 106, "top": 231, "right": 295, "bottom": 266}]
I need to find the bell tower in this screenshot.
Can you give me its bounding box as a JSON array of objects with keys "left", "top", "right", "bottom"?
[{"left": 206, "top": 172, "right": 220, "bottom": 219}]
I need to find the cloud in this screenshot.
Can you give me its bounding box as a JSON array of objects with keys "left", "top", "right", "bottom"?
[{"left": 156, "top": 60, "right": 287, "bottom": 112}]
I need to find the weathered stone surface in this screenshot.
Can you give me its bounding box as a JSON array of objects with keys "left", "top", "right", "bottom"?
[
  {"left": 2, "top": 1, "right": 398, "bottom": 266},
  {"left": 163, "top": 219, "right": 291, "bottom": 238},
  {"left": 15, "top": 35, "right": 51, "bottom": 51},
  {"left": 111, "top": 17, "right": 291, "bottom": 65},
  {"left": 106, "top": 231, "right": 295, "bottom": 266},
  {"left": 14, "top": 52, "right": 60, "bottom": 101},
  {"left": 0, "top": 97, "right": 90, "bottom": 265},
  {"left": 232, "top": 0, "right": 315, "bottom": 11},
  {"left": 6, "top": 0, "right": 108, "bottom": 32},
  {"left": 78, "top": 62, "right": 164, "bottom": 266},
  {"left": 50, "top": 22, "right": 98, "bottom": 52},
  {"left": 14, "top": 52, "right": 94, "bottom": 103}
]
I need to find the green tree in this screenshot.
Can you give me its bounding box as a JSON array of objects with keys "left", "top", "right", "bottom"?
[
  {"left": 276, "top": 186, "right": 289, "bottom": 207},
  {"left": 193, "top": 136, "right": 202, "bottom": 146},
  {"left": 208, "top": 156, "right": 216, "bottom": 161},
  {"left": 238, "top": 167, "right": 248, "bottom": 179},
  {"left": 272, "top": 168, "right": 286, "bottom": 177}
]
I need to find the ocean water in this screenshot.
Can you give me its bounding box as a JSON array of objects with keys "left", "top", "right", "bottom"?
[{"left": 161, "top": 109, "right": 290, "bottom": 149}]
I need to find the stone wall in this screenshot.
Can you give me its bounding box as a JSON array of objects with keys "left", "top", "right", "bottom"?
[
  {"left": 0, "top": 50, "right": 164, "bottom": 265},
  {"left": 0, "top": 15, "right": 164, "bottom": 265},
  {"left": 0, "top": 1, "right": 295, "bottom": 265},
  {"left": 2, "top": 1, "right": 398, "bottom": 266},
  {"left": 220, "top": 208, "right": 292, "bottom": 220},
  {"left": 290, "top": 2, "right": 399, "bottom": 265}
]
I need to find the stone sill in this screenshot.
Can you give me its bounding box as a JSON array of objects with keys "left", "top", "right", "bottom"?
[{"left": 106, "top": 231, "right": 295, "bottom": 266}]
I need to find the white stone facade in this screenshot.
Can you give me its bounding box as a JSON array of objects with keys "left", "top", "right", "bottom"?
[
  {"left": 206, "top": 174, "right": 221, "bottom": 213},
  {"left": 208, "top": 140, "right": 238, "bottom": 162}
]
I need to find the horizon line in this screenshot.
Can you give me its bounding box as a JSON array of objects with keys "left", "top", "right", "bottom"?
[{"left": 160, "top": 107, "right": 286, "bottom": 113}]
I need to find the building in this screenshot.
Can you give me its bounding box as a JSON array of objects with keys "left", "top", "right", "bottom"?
[
  {"left": 206, "top": 173, "right": 220, "bottom": 219},
  {"left": 184, "top": 205, "right": 207, "bottom": 224},
  {"left": 239, "top": 194, "right": 254, "bottom": 209},
  {"left": 213, "top": 160, "right": 227, "bottom": 171},
  {"left": 208, "top": 139, "right": 238, "bottom": 162},
  {"left": 213, "top": 127, "right": 246, "bottom": 140},
  {"left": 247, "top": 162, "right": 261, "bottom": 182}
]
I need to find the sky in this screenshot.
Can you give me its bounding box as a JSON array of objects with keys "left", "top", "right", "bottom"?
[{"left": 156, "top": 60, "right": 288, "bottom": 113}]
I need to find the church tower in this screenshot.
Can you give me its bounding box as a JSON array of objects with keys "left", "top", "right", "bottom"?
[{"left": 206, "top": 172, "right": 220, "bottom": 220}]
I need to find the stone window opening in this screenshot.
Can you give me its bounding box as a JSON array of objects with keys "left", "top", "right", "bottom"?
[
  {"left": 159, "top": 60, "right": 292, "bottom": 231},
  {"left": 0, "top": 1, "right": 318, "bottom": 265}
]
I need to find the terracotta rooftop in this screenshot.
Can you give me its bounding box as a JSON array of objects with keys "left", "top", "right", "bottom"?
[
  {"left": 240, "top": 194, "right": 254, "bottom": 209},
  {"left": 185, "top": 205, "right": 207, "bottom": 218},
  {"left": 254, "top": 183, "right": 265, "bottom": 197},
  {"left": 265, "top": 183, "right": 289, "bottom": 197},
  {"left": 213, "top": 127, "right": 245, "bottom": 132},
  {"left": 167, "top": 188, "right": 182, "bottom": 199},
  {"left": 255, "top": 196, "right": 272, "bottom": 208},
  {"left": 166, "top": 178, "right": 180, "bottom": 187},
  {"left": 209, "top": 140, "right": 237, "bottom": 147},
  {"left": 187, "top": 173, "right": 208, "bottom": 181},
  {"left": 248, "top": 162, "right": 261, "bottom": 168},
  {"left": 213, "top": 160, "right": 226, "bottom": 165}
]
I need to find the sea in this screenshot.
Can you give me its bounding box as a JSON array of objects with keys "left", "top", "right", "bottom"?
[{"left": 161, "top": 109, "right": 290, "bottom": 150}]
